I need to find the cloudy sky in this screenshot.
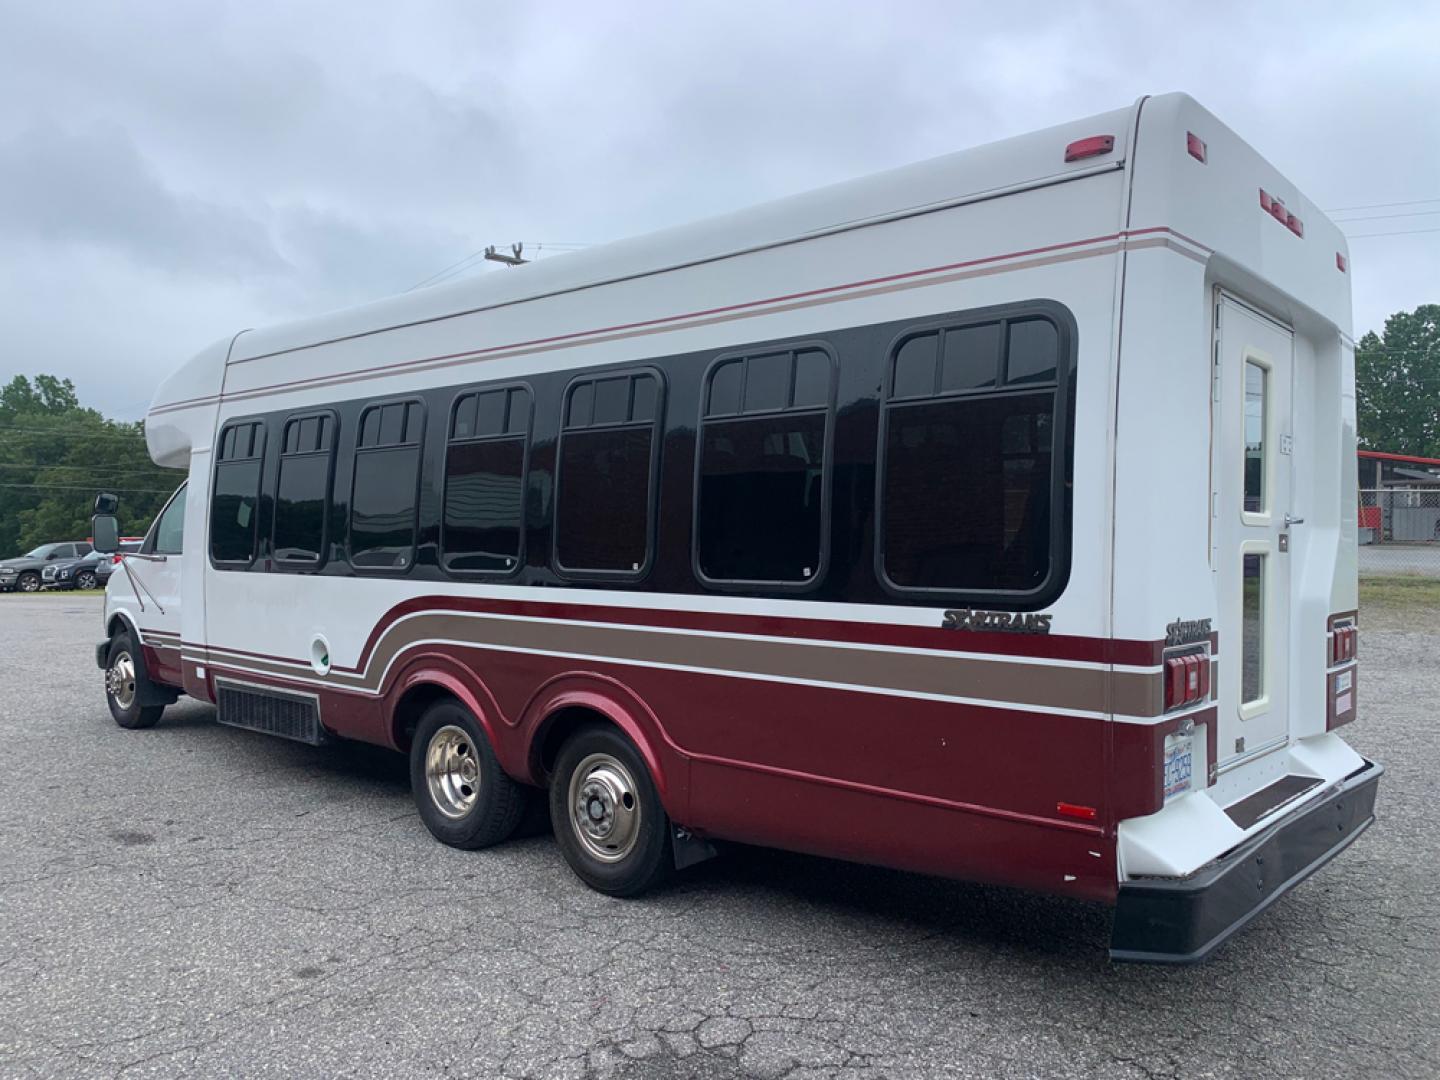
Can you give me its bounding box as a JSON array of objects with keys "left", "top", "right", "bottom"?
[{"left": 1, "top": 1, "right": 1436, "bottom": 419}]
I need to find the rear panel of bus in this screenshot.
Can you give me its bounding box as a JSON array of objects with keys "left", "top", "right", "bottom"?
[{"left": 1111, "top": 94, "right": 1362, "bottom": 879}]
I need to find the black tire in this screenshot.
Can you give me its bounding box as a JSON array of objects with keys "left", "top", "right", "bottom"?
[
  {"left": 550, "top": 725, "right": 672, "bottom": 897},
  {"left": 410, "top": 699, "right": 525, "bottom": 850},
  {"left": 76, "top": 570, "right": 98, "bottom": 590},
  {"left": 17, "top": 572, "right": 40, "bottom": 593},
  {"left": 105, "top": 633, "right": 163, "bottom": 730}
]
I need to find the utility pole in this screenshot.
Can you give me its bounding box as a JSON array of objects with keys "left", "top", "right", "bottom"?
[{"left": 483, "top": 243, "right": 529, "bottom": 267}]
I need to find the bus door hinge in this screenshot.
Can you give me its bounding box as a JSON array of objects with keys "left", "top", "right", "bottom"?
[{"left": 1211, "top": 340, "right": 1222, "bottom": 403}]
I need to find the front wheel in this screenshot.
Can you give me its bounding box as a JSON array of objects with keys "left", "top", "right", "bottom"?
[
  {"left": 550, "top": 726, "right": 672, "bottom": 897},
  {"left": 105, "top": 633, "right": 163, "bottom": 730},
  {"left": 17, "top": 572, "right": 40, "bottom": 593},
  {"left": 76, "top": 570, "right": 98, "bottom": 590},
  {"left": 410, "top": 700, "right": 526, "bottom": 849}
]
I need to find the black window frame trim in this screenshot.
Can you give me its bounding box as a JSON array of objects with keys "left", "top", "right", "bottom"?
[
  {"left": 208, "top": 417, "right": 267, "bottom": 570},
  {"left": 271, "top": 408, "right": 340, "bottom": 571},
  {"left": 873, "top": 299, "right": 1076, "bottom": 610},
  {"left": 346, "top": 396, "right": 427, "bottom": 575},
  {"left": 691, "top": 340, "right": 839, "bottom": 594},
  {"left": 440, "top": 381, "right": 535, "bottom": 580},
  {"left": 552, "top": 366, "right": 667, "bottom": 582}
]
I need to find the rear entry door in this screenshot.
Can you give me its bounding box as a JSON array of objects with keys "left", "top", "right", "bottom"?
[{"left": 1213, "top": 292, "right": 1294, "bottom": 768}]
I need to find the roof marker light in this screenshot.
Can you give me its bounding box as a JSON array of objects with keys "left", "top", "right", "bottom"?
[
  {"left": 1057, "top": 802, "right": 1098, "bottom": 821},
  {"left": 1337, "top": 252, "right": 1348, "bottom": 272},
  {"left": 1064, "top": 135, "right": 1115, "bottom": 163},
  {"left": 1186, "top": 132, "right": 1207, "bottom": 163}
]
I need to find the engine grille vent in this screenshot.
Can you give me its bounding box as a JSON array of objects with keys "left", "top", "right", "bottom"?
[{"left": 216, "top": 680, "right": 324, "bottom": 745}]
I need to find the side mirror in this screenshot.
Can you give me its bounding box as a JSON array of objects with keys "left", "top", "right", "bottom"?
[
  {"left": 91, "top": 514, "right": 120, "bottom": 554},
  {"left": 94, "top": 493, "right": 119, "bottom": 515}
]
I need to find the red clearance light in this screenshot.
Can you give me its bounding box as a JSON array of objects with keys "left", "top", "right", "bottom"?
[
  {"left": 1056, "top": 802, "right": 1097, "bottom": 821},
  {"left": 1064, "top": 135, "right": 1115, "bottom": 163},
  {"left": 1259, "top": 188, "right": 1304, "bottom": 239},
  {"left": 1186, "top": 132, "right": 1207, "bottom": 163},
  {"left": 1336, "top": 252, "right": 1348, "bottom": 272}
]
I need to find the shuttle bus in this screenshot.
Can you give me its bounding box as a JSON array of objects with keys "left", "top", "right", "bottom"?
[{"left": 94, "top": 93, "right": 1380, "bottom": 962}]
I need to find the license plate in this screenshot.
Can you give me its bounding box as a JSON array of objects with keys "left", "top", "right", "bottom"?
[{"left": 1163, "top": 737, "right": 1194, "bottom": 800}]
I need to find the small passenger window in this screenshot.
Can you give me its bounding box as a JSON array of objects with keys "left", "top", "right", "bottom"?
[
  {"left": 443, "top": 386, "right": 532, "bottom": 574},
  {"left": 211, "top": 420, "right": 265, "bottom": 564},
  {"left": 274, "top": 413, "right": 336, "bottom": 565},
  {"left": 350, "top": 401, "right": 423, "bottom": 571},
  {"left": 555, "top": 372, "right": 663, "bottom": 575},
  {"left": 696, "top": 348, "right": 833, "bottom": 584}
]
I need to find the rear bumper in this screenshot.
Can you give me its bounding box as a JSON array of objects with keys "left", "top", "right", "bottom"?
[{"left": 1110, "top": 759, "right": 1382, "bottom": 963}]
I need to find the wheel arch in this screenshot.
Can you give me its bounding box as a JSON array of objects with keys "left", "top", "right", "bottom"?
[{"left": 385, "top": 651, "right": 508, "bottom": 761}]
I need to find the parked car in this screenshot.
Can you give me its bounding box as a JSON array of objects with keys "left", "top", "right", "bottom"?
[
  {"left": 0, "top": 542, "right": 94, "bottom": 593},
  {"left": 42, "top": 549, "right": 113, "bottom": 591}
]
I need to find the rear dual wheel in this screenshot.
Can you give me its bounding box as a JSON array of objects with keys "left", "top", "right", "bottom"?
[{"left": 549, "top": 725, "right": 672, "bottom": 897}]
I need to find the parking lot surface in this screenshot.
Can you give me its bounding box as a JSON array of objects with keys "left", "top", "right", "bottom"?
[{"left": 1, "top": 594, "right": 1436, "bottom": 1079}]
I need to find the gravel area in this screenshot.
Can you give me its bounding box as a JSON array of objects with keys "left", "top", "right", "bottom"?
[{"left": 0, "top": 594, "right": 1435, "bottom": 1078}]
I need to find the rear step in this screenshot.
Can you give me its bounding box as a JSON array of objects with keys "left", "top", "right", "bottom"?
[
  {"left": 1224, "top": 775, "right": 1322, "bottom": 830},
  {"left": 215, "top": 679, "right": 326, "bottom": 745}
]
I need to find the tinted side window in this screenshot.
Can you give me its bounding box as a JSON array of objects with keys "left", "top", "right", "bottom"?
[
  {"left": 443, "top": 386, "right": 531, "bottom": 574},
  {"left": 350, "top": 401, "right": 423, "bottom": 571},
  {"left": 274, "top": 413, "right": 337, "bottom": 565},
  {"left": 696, "top": 348, "right": 833, "bottom": 584},
  {"left": 211, "top": 420, "right": 265, "bottom": 565},
  {"left": 555, "top": 372, "right": 663, "bottom": 575},
  {"left": 879, "top": 313, "right": 1069, "bottom": 597},
  {"left": 154, "top": 485, "right": 188, "bottom": 555}
]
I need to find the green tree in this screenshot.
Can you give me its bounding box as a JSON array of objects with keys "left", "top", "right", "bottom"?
[
  {"left": 0, "top": 375, "right": 182, "bottom": 555},
  {"left": 1355, "top": 304, "right": 1440, "bottom": 458}
]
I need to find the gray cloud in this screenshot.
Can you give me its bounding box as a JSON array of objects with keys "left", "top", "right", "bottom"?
[{"left": 0, "top": 0, "right": 1435, "bottom": 418}]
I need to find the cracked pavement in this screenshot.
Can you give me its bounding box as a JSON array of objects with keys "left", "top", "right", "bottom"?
[{"left": 0, "top": 594, "right": 1435, "bottom": 1078}]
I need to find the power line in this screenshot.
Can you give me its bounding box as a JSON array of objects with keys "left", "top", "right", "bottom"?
[
  {"left": 1327, "top": 197, "right": 1440, "bottom": 213},
  {"left": 1345, "top": 227, "right": 1440, "bottom": 239},
  {"left": 1335, "top": 208, "right": 1440, "bottom": 224},
  {"left": 0, "top": 482, "right": 174, "bottom": 494},
  {"left": 0, "top": 424, "right": 147, "bottom": 440}
]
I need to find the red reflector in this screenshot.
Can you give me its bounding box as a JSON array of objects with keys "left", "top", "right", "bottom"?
[
  {"left": 1057, "top": 802, "right": 1097, "bottom": 821},
  {"left": 1186, "top": 132, "right": 1207, "bottom": 162},
  {"left": 1336, "top": 252, "right": 1348, "bottom": 272},
  {"left": 1064, "top": 135, "right": 1115, "bottom": 163}
]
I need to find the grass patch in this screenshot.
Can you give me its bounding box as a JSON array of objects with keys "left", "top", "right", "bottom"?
[{"left": 1360, "top": 575, "right": 1440, "bottom": 610}]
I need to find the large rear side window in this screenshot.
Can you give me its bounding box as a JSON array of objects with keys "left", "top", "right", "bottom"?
[{"left": 877, "top": 307, "right": 1073, "bottom": 605}]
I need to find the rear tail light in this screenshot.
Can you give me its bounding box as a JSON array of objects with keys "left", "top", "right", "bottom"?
[
  {"left": 1331, "top": 625, "right": 1358, "bottom": 664},
  {"left": 1164, "top": 652, "right": 1210, "bottom": 711}
]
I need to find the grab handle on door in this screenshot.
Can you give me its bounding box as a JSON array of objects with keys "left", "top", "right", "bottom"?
[{"left": 1284, "top": 514, "right": 1305, "bottom": 527}]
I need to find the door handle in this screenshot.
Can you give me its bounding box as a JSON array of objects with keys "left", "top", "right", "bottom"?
[{"left": 1284, "top": 514, "right": 1305, "bottom": 527}]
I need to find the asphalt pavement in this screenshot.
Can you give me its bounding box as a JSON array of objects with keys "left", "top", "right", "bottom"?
[{"left": 0, "top": 593, "right": 1436, "bottom": 1079}]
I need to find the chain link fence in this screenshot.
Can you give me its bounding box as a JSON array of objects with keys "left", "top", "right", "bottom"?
[{"left": 1359, "top": 488, "right": 1440, "bottom": 578}]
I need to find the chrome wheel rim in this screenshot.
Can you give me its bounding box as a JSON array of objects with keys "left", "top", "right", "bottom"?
[
  {"left": 568, "top": 752, "right": 642, "bottom": 863},
  {"left": 107, "top": 652, "right": 137, "bottom": 710},
  {"left": 18, "top": 575, "right": 38, "bottom": 592},
  {"left": 425, "top": 724, "right": 480, "bottom": 819}
]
